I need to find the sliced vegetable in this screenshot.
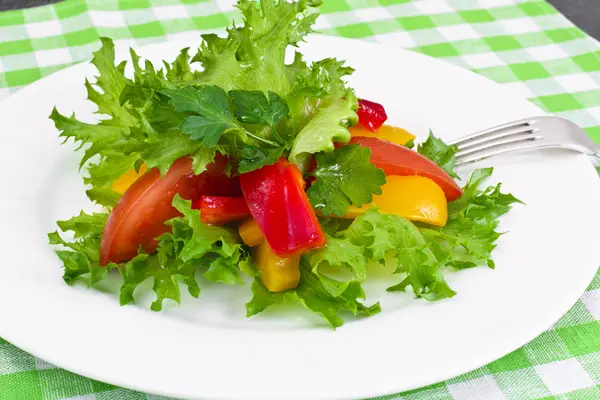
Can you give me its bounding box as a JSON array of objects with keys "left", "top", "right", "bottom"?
[
  {"left": 100, "top": 154, "right": 238, "bottom": 265},
  {"left": 192, "top": 196, "right": 251, "bottom": 225},
  {"left": 350, "top": 136, "right": 462, "bottom": 201},
  {"left": 239, "top": 219, "right": 264, "bottom": 247},
  {"left": 255, "top": 242, "right": 301, "bottom": 292},
  {"left": 344, "top": 176, "right": 448, "bottom": 227},
  {"left": 356, "top": 99, "right": 387, "bottom": 132},
  {"left": 112, "top": 164, "right": 147, "bottom": 194},
  {"left": 349, "top": 124, "right": 415, "bottom": 147},
  {"left": 240, "top": 158, "right": 326, "bottom": 257}
]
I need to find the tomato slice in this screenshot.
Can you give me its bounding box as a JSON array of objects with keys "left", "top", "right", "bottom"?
[
  {"left": 99, "top": 155, "right": 239, "bottom": 265},
  {"left": 349, "top": 136, "right": 462, "bottom": 201},
  {"left": 192, "top": 196, "right": 251, "bottom": 225}
]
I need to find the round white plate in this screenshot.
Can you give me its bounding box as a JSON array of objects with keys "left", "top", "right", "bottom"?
[{"left": 1, "top": 34, "right": 600, "bottom": 400}]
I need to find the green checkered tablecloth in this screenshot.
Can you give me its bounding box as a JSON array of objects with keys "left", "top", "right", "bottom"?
[{"left": 2, "top": 0, "right": 600, "bottom": 398}]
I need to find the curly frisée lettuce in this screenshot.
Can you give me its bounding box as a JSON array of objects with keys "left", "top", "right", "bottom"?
[
  {"left": 50, "top": 0, "right": 357, "bottom": 206},
  {"left": 48, "top": 0, "right": 521, "bottom": 328},
  {"left": 50, "top": 196, "right": 248, "bottom": 311}
]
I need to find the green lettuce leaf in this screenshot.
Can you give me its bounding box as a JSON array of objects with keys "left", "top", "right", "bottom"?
[
  {"left": 48, "top": 212, "right": 113, "bottom": 286},
  {"left": 245, "top": 277, "right": 298, "bottom": 317},
  {"left": 420, "top": 168, "right": 522, "bottom": 270},
  {"left": 186, "top": 0, "right": 321, "bottom": 94},
  {"left": 305, "top": 234, "right": 367, "bottom": 297},
  {"left": 286, "top": 56, "right": 357, "bottom": 131},
  {"left": 246, "top": 260, "right": 380, "bottom": 329},
  {"left": 344, "top": 209, "right": 455, "bottom": 300},
  {"left": 417, "top": 131, "right": 459, "bottom": 178},
  {"left": 296, "top": 259, "right": 380, "bottom": 328},
  {"left": 52, "top": 0, "right": 357, "bottom": 197},
  {"left": 164, "top": 47, "right": 201, "bottom": 83},
  {"left": 289, "top": 98, "right": 358, "bottom": 165},
  {"left": 50, "top": 196, "right": 247, "bottom": 312}
]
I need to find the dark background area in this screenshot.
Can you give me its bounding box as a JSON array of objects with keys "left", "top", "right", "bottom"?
[{"left": 0, "top": 0, "right": 599, "bottom": 41}]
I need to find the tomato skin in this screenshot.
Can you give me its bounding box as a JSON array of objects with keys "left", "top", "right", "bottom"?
[
  {"left": 357, "top": 99, "right": 387, "bottom": 132},
  {"left": 99, "top": 155, "right": 238, "bottom": 265},
  {"left": 240, "top": 158, "right": 326, "bottom": 258},
  {"left": 349, "top": 136, "right": 462, "bottom": 201},
  {"left": 192, "top": 196, "right": 251, "bottom": 225}
]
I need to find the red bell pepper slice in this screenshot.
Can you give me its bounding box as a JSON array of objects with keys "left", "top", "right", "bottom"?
[
  {"left": 240, "top": 158, "right": 326, "bottom": 257},
  {"left": 192, "top": 196, "right": 251, "bottom": 225},
  {"left": 349, "top": 136, "right": 462, "bottom": 201},
  {"left": 357, "top": 99, "right": 387, "bottom": 132}
]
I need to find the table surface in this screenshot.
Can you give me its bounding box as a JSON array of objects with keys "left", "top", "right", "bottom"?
[
  {"left": 0, "top": 0, "right": 599, "bottom": 41},
  {"left": 1, "top": 0, "right": 600, "bottom": 41}
]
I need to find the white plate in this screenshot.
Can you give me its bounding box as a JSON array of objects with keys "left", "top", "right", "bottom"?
[{"left": 1, "top": 34, "right": 600, "bottom": 400}]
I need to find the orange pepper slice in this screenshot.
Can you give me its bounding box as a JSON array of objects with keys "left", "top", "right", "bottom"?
[
  {"left": 111, "top": 164, "right": 147, "bottom": 194},
  {"left": 239, "top": 219, "right": 265, "bottom": 247},
  {"left": 345, "top": 176, "right": 448, "bottom": 227},
  {"left": 349, "top": 124, "right": 415, "bottom": 147},
  {"left": 254, "top": 242, "right": 301, "bottom": 292}
]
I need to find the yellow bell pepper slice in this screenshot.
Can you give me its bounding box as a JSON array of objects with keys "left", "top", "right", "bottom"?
[
  {"left": 349, "top": 124, "right": 415, "bottom": 147},
  {"left": 239, "top": 220, "right": 299, "bottom": 292},
  {"left": 345, "top": 176, "right": 448, "bottom": 227},
  {"left": 111, "top": 164, "right": 147, "bottom": 194},
  {"left": 239, "top": 219, "right": 265, "bottom": 247},
  {"left": 255, "top": 242, "right": 301, "bottom": 292}
]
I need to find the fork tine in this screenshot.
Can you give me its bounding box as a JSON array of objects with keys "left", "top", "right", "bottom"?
[
  {"left": 449, "top": 118, "right": 537, "bottom": 147},
  {"left": 457, "top": 125, "right": 539, "bottom": 153},
  {"left": 456, "top": 140, "right": 545, "bottom": 165},
  {"left": 457, "top": 133, "right": 543, "bottom": 158}
]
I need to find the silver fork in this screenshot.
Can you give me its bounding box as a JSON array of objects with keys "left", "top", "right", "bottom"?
[{"left": 450, "top": 116, "right": 600, "bottom": 165}]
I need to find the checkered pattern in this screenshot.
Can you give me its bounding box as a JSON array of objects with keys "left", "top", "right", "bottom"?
[{"left": 1, "top": 0, "right": 600, "bottom": 398}]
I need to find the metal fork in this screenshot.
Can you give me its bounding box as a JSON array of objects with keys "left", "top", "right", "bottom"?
[{"left": 450, "top": 116, "right": 600, "bottom": 165}]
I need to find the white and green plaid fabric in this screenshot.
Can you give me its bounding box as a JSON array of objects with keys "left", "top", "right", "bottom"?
[{"left": 2, "top": 0, "right": 600, "bottom": 398}]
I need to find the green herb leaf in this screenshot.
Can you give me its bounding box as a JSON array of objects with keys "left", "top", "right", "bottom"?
[
  {"left": 230, "top": 90, "right": 289, "bottom": 128},
  {"left": 237, "top": 144, "right": 284, "bottom": 173},
  {"left": 162, "top": 85, "right": 240, "bottom": 147},
  {"left": 307, "top": 144, "right": 386, "bottom": 216}
]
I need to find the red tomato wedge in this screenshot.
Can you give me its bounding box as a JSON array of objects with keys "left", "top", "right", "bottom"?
[
  {"left": 240, "top": 158, "right": 326, "bottom": 258},
  {"left": 192, "top": 196, "right": 251, "bottom": 225},
  {"left": 100, "top": 155, "right": 239, "bottom": 265},
  {"left": 357, "top": 99, "right": 387, "bottom": 132},
  {"left": 349, "top": 136, "right": 462, "bottom": 201}
]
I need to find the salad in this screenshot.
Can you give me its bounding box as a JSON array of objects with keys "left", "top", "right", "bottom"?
[{"left": 49, "top": 0, "right": 520, "bottom": 328}]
